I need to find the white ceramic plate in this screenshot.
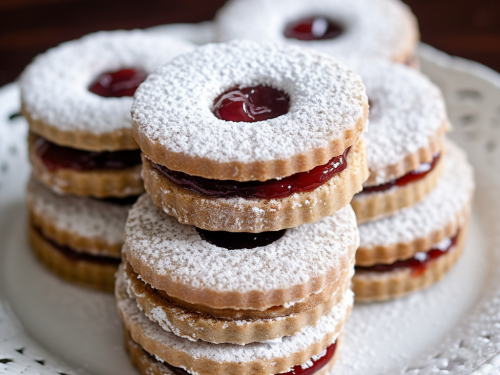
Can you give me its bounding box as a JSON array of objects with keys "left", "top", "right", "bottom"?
[{"left": 1, "top": 42, "right": 500, "bottom": 375}]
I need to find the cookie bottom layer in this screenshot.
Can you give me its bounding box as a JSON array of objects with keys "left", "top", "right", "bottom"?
[
  {"left": 353, "top": 222, "right": 468, "bottom": 302},
  {"left": 142, "top": 139, "right": 368, "bottom": 233},
  {"left": 124, "top": 327, "right": 341, "bottom": 375},
  {"left": 29, "top": 133, "right": 144, "bottom": 198},
  {"left": 29, "top": 222, "right": 119, "bottom": 292},
  {"left": 352, "top": 151, "right": 444, "bottom": 224}
]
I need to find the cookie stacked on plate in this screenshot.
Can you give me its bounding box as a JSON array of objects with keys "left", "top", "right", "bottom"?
[
  {"left": 21, "top": 30, "right": 193, "bottom": 292},
  {"left": 348, "top": 60, "right": 475, "bottom": 302},
  {"left": 117, "top": 40, "right": 369, "bottom": 374}
]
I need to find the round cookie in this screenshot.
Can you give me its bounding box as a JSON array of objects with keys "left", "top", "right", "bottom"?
[
  {"left": 124, "top": 194, "right": 358, "bottom": 311},
  {"left": 121, "top": 260, "right": 352, "bottom": 344},
  {"left": 27, "top": 177, "right": 134, "bottom": 292},
  {"left": 116, "top": 269, "right": 351, "bottom": 375},
  {"left": 21, "top": 30, "right": 194, "bottom": 151},
  {"left": 349, "top": 60, "right": 450, "bottom": 223},
  {"left": 353, "top": 141, "right": 474, "bottom": 301},
  {"left": 215, "top": 0, "right": 419, "bottom": 65}
]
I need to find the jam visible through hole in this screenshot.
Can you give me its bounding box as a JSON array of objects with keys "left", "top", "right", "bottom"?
[
  {"left": 89, "top": 68, "right": 147, "bottom": 98},
  {"left": 33, "top": 136, "right": 141, "bottom": 172},
  {"left": 284, "top": 17, "right": 343, "bottom": 41},
  {"left": 356, "top": 230, "right": 459, "bottom": 278},
  {"left": 214, "top": 85, "right": 290, "bottom": 122},
  {"left": 196, "top": 228, "right": 286, "bottom": 250},
  {"left": 361, "top": 153, "right": 441, "bottom": 194},
  {"left": 152, "top": 147, "right": 350, "bottom": 200}
]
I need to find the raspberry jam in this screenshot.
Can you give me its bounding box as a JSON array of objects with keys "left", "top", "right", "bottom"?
[
  {"left": 33, "top": 136, "right": 141, "bottom": 172},
  {"left": 197, "top": 228, "right": 286, "bottom": 250},
  {"left": 147, "top": 342, "right": 336, "bottom": 375},
  {"left": 89, "top": 68, "right": 147, "bottom": 98},
  {"left": 356, "top": 231, "right": 459, "bottom": 278},
  {"left": 361, "top": 153, "right": 441, "bottom": 194},
  {"left": 35, "top": 226, "right": 120, "bottom": 265},
  {"left": 152, "top": 147, "right": 350, "bottom": 200},
  {"left": 214, "top": 85, "right": 290, "bottom": 122},
  {"left": 284, "top": 17, "right": 343, "bottom": 41}
]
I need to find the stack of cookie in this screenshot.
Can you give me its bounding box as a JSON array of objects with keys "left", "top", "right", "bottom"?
[
  {"left": 349, "top": 60, "right": 475, "bottom": 302},
  {"left": 21, "top": 30, "right": 193, "bottom": 292},
  {"left": 116, "top": 41, "right": 369, "bottom": 374}
]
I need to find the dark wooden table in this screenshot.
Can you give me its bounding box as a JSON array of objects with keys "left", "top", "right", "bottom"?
[{"left": 1, "top": 0, "right": 500, "bottom": 87}]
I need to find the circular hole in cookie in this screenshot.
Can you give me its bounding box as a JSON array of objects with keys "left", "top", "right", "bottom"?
[
  {"left": 213, "top": 85, "right": 290, "bottom": 122},
  {"left": 284, "top": 16, "right": 343, "bottom": 41},
  {"left": 89, "top": 68, "right": 147, "bottom": 98},
  {"left": 196, "top": 228, "right": 287, "bottom": 250}
]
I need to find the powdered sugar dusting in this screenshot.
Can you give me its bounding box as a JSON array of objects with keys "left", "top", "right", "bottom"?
[
  {"left": 347, "top": 59, "right": 447, "bottom": 184},
  {"left": 27, "top": 178, "right": 131, "bottom": 245},
  {"left": 358, "top": 141, "right": 474, "bottom": 249},
  {"left": 125, "top": 194, "right": 358, "bottom": 295},
  {"left": 132, "top": 40, "right": 366, "bottom": 164},
  {"left": 215, "top": 0, "right": 417, "bottom": 62},
  {"left": 21, "top": 30, "right": 194, "bottom": 134},
  {"left": 117, "top": 269, "right": 351, "bottom": 364}
]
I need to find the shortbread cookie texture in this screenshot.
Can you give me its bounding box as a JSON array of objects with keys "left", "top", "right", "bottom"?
[
  {"left": 116, "top": 271, "right": 350, "bottom": 375},
  {"left": 122, "top": 261, "right": 352, "bottom": 344},
  {"left": 29, "top": 222, "right": 119, "bottom": 292},
  {"left": 27, "top": 177, "right": 132, "bottom": 257},
  {"left": 21, "top": 30, "right": 194, "bottom": 151},
  {"left": 132, "top": 40, "right": 367, "bottom": 182},
  {"left": 356, "top": 141, "right": 474, "bottom": 267},
  {"left": 124, "top": 194, "right": 359, "bottom": 311},
  {"left": 124, "top": 327, "right": 341, "bottom": 375},
  {"left": 353, "top": 222, "right": 468, "bottom": 302},
  {"left": 142, "top": 139, "right": 367, "bottom": 232},
  {"left": 29, "top": 133, "right": 144, "bottom": 198},
  {"left": 215, "top": 0, "right": 419, "bottom": 64}
]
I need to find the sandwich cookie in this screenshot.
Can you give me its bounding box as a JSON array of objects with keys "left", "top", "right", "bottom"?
[
  {"left": 21, "top": 30, "right": 194, "bottom": 198},
  {"left": 132, "top": 40, "right": 368, "bottom": 232},
  {"left": 122, "top": 193, "right": 358, "bottom": 343},
  {"left": 27, "top": 177, "right": 134, "bottom": 292},
  {"left": 350, "top": 60, "right": 449, "bottom": 223},
  {"left": 353, "top": 141, "right": 474, "bottom": 302},
  {"left": 215, "top": 0, "right": 419, "bottom": 66}
]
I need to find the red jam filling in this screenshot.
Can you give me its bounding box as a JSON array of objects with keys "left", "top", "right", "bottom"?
[
  {"left": 356, "top": 231, "right": 459, "bottom": 278},
  {"left": 149, "top": 342, "right": 336, "bottom": 375},
  {"left": 214, "top": 85, "right": 290, "bottom": 122},
  {"left": 152, "top": 147, "right": 350, "bottom": 200},
  {"left": 34, "top": 226, "right": 120, "bottom": 265},
  {"left": 361, "top": 153, "right": 441, "bottom": 194},
  {"left": 33, "top": 136, "right": 141, "bottom": 172},
  {"left": 89, "top": 68, "right": 147, "bottom": 98},
  {"left": 284, "top": 17, "right": 343, "bottom": 41},
  {"left": 196, "top": 228, "right": 286, "bottom": 250}
]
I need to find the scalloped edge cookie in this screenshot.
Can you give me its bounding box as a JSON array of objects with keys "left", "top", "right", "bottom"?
[
  {"left": 142, "top": 139, "right": 368, "bottom": 233},
  {"left": 353, "top": 222, "right": 467, "bottom": 302}
]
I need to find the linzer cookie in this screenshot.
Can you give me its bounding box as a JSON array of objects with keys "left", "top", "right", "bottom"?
[
  {"left": 21, "top": 30, "right": 194, "bottom": 197},
  {"left": 215, "top": 0, "right": 419, "bottom": 66},
  {"left": 27, "top": 177, "right": 134, "bottom": 292},
  {"left": 121, "top": 193, "right": 357, "bottom": 344},
  {"left": 350, "top": 60, "right": 449, "bottom": 223},
  {"left": 353, "top": 141, "right": 474, "bottom": 302},
  {"left": 117, "top": 268, "right": 349, "bottom": 375},
  {"left": 132, "top": 40, "right": 368, "bottom": 232}
]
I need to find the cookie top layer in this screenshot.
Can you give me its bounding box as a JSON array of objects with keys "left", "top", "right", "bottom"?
[
  {"left": 27, "top": 178, "right": 131, "bottom": 248},
  {"left": 359, "top": 141, "right": 474, "bottom": 251},
  {"left": 117, "top": 268, "right": 351, "bottom": 370},
  {"left": 215, "top": 0, "right": 418, "bottom": 63},
  {"left": 20, "top": 31, "right": 194, "bottom": 142},
  {"left": 351, "top": 59, "right": 448, "bottom": 185},
  {"left": 124, "top": 194, "right": 358, "bottom": 310},
  {"left": 132, "top": 40, "right": 367, "bottom": 182}
]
